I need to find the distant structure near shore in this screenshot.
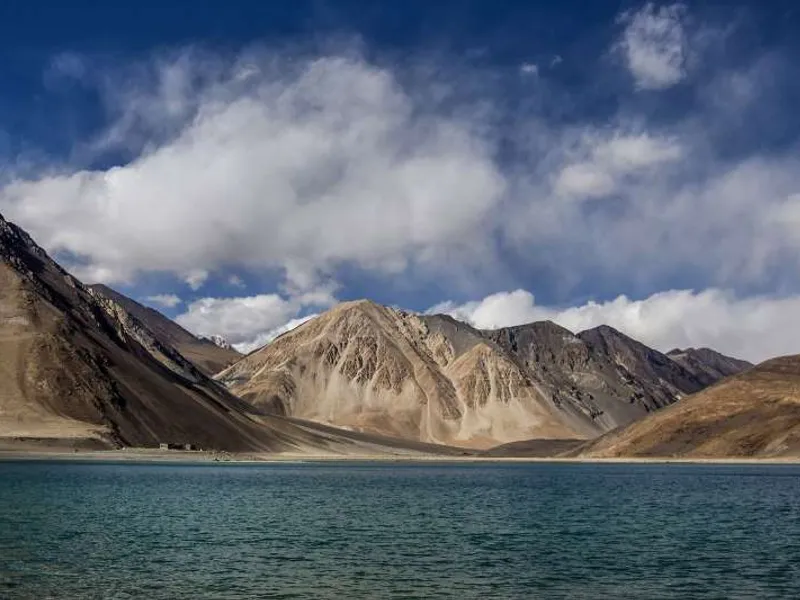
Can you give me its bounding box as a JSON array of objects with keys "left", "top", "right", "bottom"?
[{"left": 158, "top": 443, "right": 197, "bottom": 451}]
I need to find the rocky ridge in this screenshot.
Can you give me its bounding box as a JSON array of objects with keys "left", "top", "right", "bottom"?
[{"left": 89, "top": 284, "right": 241, "bottom": 375}]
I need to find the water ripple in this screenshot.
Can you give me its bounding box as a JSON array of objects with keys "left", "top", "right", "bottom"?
[{"left": 0, "top": 461, "right": 799, "bottom": 599}]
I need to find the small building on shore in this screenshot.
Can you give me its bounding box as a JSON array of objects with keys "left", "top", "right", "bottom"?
[{"left": 158, "top": 442, "right": 197, "bottom": 451}]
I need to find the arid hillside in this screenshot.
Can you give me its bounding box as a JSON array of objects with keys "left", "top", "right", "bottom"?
[
  {"left": 0, "top": 212, "right": 456, "bottom": 455},
  {"left": 89, "top": 284, "right": 241, "bottom": 376},
  {"left": 217, "top": 299, "right": 749, "bottom": 449},
  {"left": 577, "top": 355, "right": 800, "bottom": 458}
]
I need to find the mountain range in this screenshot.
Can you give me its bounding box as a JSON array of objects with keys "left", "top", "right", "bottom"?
[
  {"left": 0, "top": 212, "right": 461, "bottom": 455},
  {"left": 216, "top": 300, "right": 751, "bottom": 448},
  {"left": 2, "top": 211, "right": 799, "bottom": 458}
]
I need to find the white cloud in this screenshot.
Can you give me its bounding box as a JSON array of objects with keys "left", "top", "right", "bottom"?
[
  {"left": 555, "top": 163, "right": 617, "bottom": 199},
  {"left": 174, "top": 290, "right": 333, "bottom": 353},
  {"left": 520, "top": 63, "right": 539, "bottom": 76},
  {"left": 184, "top": 269, "right": 209, "bottom": 290},
  {"left": 427, "top": 289, "right": 548, "bottom": 329},
  {"left": 176, "top": 294, "right": 295, "bottom": 351},
  {"left": 0, "top": 54, "right": 503, "bottom": 287},
  {"left": 429, "top": 288, "right": 800, "bottom": 363},
  {"left": 2, "top": 7, "right": 800, "bottom": 318},
  {"left": 554, "top": 131, "right": 683, "bottom": 199},
  {"left": 228, "top": 274, "right": 245, "bottom": 288},
  {"left": 595, "top": 133, "right": 683, "bottom": 170},
  {"left": 615, "top": 3, "right": 688, "bottom": 90},
  {"left": 144, "top": 294, "right": 182, "bottom": 308}
]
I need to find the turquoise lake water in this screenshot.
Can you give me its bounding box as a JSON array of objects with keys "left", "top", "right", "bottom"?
[{"left": 1, "top": 460, "right": 799, "bottom": 599}]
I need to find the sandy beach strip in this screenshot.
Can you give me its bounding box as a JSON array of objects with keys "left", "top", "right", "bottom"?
[{"left": 1, "top": 444, "right": 798, "bottom": 465}]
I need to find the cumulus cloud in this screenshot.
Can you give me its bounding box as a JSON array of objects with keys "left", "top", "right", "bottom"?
[
  {"left": 1, "top": 4, "right": 799, "bottom": 319},
  {"left": 554, "top": 132, "right": 683, "bottom": 199},
  {"left": 184, "top": 269, "right": 209, "bottom": 291},
  {"left": 144, "top": 294, "right": 182, "bottom": 308},
  {"left": 0, "top": 54, "right": 503, "bottom": 287},
  {"left": 615, "top": 3, "right": 689, "bottom": 89},
  {"left": 175, "top": 292, "right": 332, "bottom": 353},
  {"left": 429, "top": 288, "right": 800, "bottom": 363},
  {"left": 555, "top": 163, "right": 617, "bottom": 199},
  {"left": 427, "top": 289, "right": 547, "bottom": 329}
]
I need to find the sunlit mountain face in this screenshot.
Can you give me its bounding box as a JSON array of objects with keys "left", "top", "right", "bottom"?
[{"left": 2, "top": 1, "right": 800, "bottom": 363}]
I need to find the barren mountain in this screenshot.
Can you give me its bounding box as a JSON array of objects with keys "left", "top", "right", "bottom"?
[
  {"left": 0, "top": 212, "right": 448, "bottom": 455},
  {"left": 486, "top": 322, "right": 707, "bottom": 428},
  {"left": 217, "top": 300, "right": 748, "bottom": 449},
  {"left": 220, "top": 301, "right": 579, "bottom": 448},
  {"left": 89, "top": 284, "right": 240, "bottom": 376},
  {"left": 577, "top": 355, "right": 800, "bottom": 458},
  {"left": 666, "top": 347, "right": 753, "bottom": 386}
]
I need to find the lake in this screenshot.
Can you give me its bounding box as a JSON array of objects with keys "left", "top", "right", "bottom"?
[{"left": 1, "top": 460, "right": 798, "bottom": 599}]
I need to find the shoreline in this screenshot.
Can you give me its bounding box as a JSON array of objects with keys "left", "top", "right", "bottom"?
[{"left": 1, "top": 447, "right": 798, "bottom": 465}]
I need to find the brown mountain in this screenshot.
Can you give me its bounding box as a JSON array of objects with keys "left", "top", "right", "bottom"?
[
  {"left": 577, "top": 355, "right": 800, "bottom": 458},
  {"left": 89, "top": 284, "right": 241, "bottom": 376},
  {"left": 0, "top": 212, "right": 451, "bottom": 455},
  {"left": 666, "top": 347, "right": 753, "bottom": 386},
  {"left": 217, "top": 300, "right": 749, "bottom": 449},
  {"left": 486, "top": 322, "right": 708, "bottom": 429}
]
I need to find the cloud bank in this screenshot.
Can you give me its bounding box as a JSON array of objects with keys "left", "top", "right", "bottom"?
[
  {"left": 175, "top": 293, "right": 329, "bottom": 353},
  {"left": 429, "top": 289, "right": 800, "bottom": 363},
  {"left": 0, "top": 3, "right": 799, "bottom": 361},
  {"left": 1, "top": 54, "right": 503, "bottom": 289}
]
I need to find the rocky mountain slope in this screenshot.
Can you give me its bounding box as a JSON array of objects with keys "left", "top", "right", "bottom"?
[
  {"left": 217, "top": 300, "right": 749, "bottom": 449},
  {"left": 0, "top": 212, "right": 449, "bottom": 455},
  {"left": 89, "top": 284, "right": 240, "bottom": 375},
  {"left": 577, "top": 355, "right": 800, "bottom": 458},
  {"left": 666, "top": 347, "right": 752, "bottom": 386}
]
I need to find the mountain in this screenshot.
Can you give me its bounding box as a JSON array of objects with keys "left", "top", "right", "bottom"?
[
  {"left": 0, "top": 212, "right": 452, "bottom": 455},
  {"left": 217, "top": 300, "right": 749, "bottom": 449},
  {"left": 486, "top": 322, "right": 708, "bottom": 428},
  {"left": 577, "top": 355, "right": 800, "bottom": 458},
  {"left": 202, "top": 334, "right": 234, "bottom": 351},
  {"left": 89, "top": 284, "right": 240, "bottom": 375},
  {"left": 666, "top": 347, "right": 753, "bottom": 386},
  {"left": 220, "top": 300, "right": 580, "bottom": 449}
]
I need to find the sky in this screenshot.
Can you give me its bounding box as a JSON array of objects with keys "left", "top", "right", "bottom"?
[{"left": 1, "top": 0, "right": 800, "bottom": 362}]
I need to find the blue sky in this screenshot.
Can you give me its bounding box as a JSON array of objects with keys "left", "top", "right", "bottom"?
[{"left": 2, "top": 1, "right": 800, "bottom": 361}]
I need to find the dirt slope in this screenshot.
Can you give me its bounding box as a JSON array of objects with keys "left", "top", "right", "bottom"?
[
  {"left": 576, "top": 355, "right": 800, "bottom": 458},
  {"left": 89, "top": 284, "right": 240, "bottom": 376}
]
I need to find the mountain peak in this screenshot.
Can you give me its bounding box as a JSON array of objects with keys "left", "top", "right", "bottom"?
[
  {"left": 579, "top": 323, "right": 630, "bottom": 339},
  {"left": 202, "top": 334, "right": 233, "bottom": 350},
  {"left": 333, "top": 298, "right": 383, "bottom": 311},
  {"left": 501, "top": 319, "right": 576, "bottom": 336}
]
